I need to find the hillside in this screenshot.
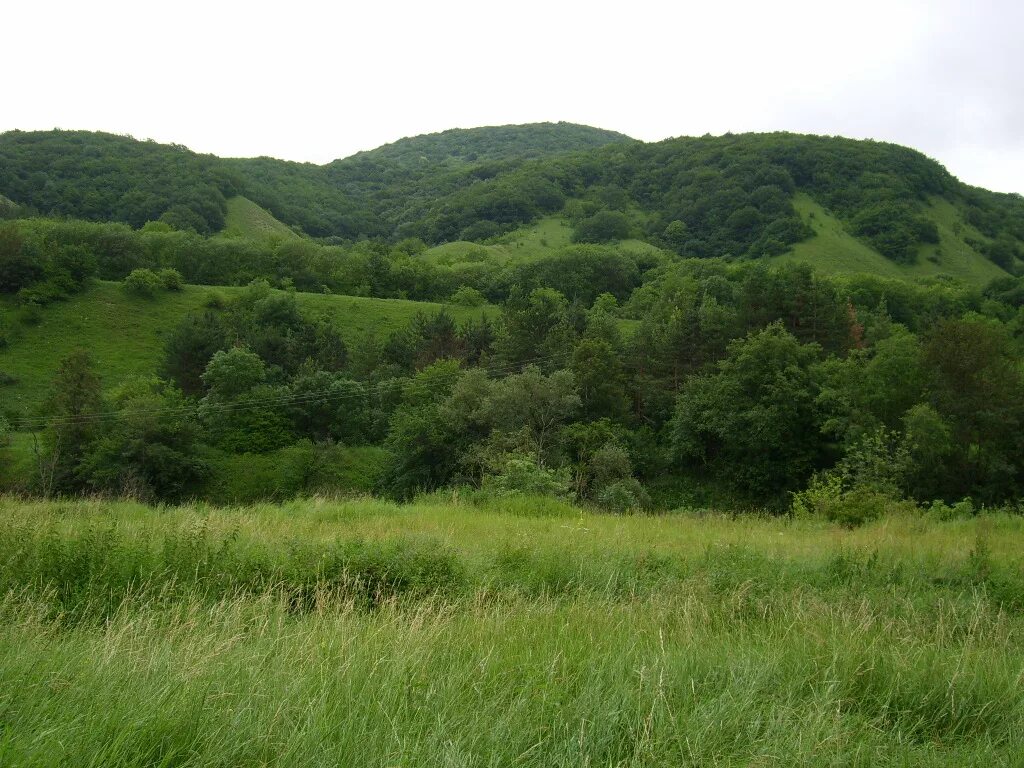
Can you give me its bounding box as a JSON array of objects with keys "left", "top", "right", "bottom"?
[
  {"left": 2, "top": 126, "right": 1020, "bottom": 280},
  {"left": 0, "top": 281, "right": 495, "bottom": 418},
  {"left": 771, "top": 193, "right": 1010, "bottom": 285},
  {"left": 222, "top": 196, "right": 301, "bottom": 241}
]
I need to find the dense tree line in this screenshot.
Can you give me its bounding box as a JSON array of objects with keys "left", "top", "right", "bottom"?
[
  {"left": 11, "top": 262, "right": 1024, "bottom": 514},
  {"left": 0, "top": 217, "right": 660, "bottom": 307}
]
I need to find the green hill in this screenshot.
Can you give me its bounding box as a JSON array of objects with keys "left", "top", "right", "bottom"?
[
  {"left": 335, "top": 122, "right": 631, "bottom": 168},
  {"left": 1, "top": 126, "right": 1022, "bottom": 280},
  {"left": 0, "top": 281, "right": 496, "bottom": 418}
]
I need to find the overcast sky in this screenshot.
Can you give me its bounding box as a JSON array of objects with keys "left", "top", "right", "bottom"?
[{"left": 6, "top": 0, "right": 1022, "bottom": 193}]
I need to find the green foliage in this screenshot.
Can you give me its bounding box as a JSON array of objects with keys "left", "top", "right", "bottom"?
[
  {"left": 6, "top": 127, "right": 1020, "bottom": 274},
  {"left": 484, "top": 366, "right": 580, "bottom": 466},
  {"left": 160, "top": 310, "right": 229, "bottom": 395},
  {"left": 79, "top": 379, "right": 205, "bottom": 501},
  {"left": 595, "top": 477, "right": 651, "bottom": 513},
  {"left": 481, "top": 453, "right": 573, "bottom": 500},
  {"left": 37, "top": 349, "right": 104, "bottom": 495},
  {"left": 122, "top": 268, "right": 162, "bottom": 297},
  {"left": 448, "top": 285, "right": 487, "bottom": 306},
  {"left": 493, "top": 287, "right": 575, "bottom": 369},
  {"left": 201, "top": 347, "right": 267, "bottom": 399},
  {"left": 672, "top": 323, "right": 823, "bottom": 499},
  {"left": 158, "top": 267, "right": 183, "bottom": 290},
  {"left": 572, "top": 209, "right": 631, "bottom": 243},
  {"left": 791, "top": 474, "right": 913, "bottom": 527},
  {"left": 0, "top": 129, "right": 231, "bottom": 233}
]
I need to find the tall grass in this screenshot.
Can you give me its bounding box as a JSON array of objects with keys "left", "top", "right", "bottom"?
[{"left": 0, "top": 496, "right": 1022, "bottom": 765}]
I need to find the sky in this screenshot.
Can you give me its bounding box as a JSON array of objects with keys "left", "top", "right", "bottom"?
[{"left": 6, "top": 0, "right": 1022, "bottom": 193}]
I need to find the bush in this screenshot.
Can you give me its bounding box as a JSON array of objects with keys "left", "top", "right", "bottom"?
[
  {"left": 449, "top": 285, "right": 487, "bottom": 307},
  {"left": 572, "top": 210, "right": 631, "bottom": 243},
  {"left": 200, "top": 442, "right": 318, "bottom": 504},
  {"left": 925, "top": 498, "right": 976, "bottom": 522},
  {"left": 481, "top": 454, "right": 573, "bottom": 500},
  {"left": 792, "top": 474, "right": 918, "bottom": 527},
  {"left": 159, "top": 268, "right": 184, "bottom": 291},
  {"left": 595, "top": 478, "right": 651, "bottom": 513},
  {"left": 17, "top": 303, "right": 42, "bottom": 326},
  {"left": 123, "top": 268, "right": 161, "bottom": 297}
]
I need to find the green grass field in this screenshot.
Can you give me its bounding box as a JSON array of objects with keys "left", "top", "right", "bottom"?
[
  {"left": 773, "top": 194, "right": 1008, "bottom": 287},
  {"left": 221, "top": 195, "right": 301, "bottom": 240},
  {"left": 0, "top": 496, "right": 1021, "bottom": 765},
  {"left": 0, "top": 281, "right": 495, "bottom": 417}
]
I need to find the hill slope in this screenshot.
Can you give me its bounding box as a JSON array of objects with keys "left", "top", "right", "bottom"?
[
  {"left": 0, "top": 281, "right": 495, "bottom": 417},
  {"left": 222, "top": 196, "right": 301, "bottom": 241},
  {"left": 1, "top": 126, "right": 1021, "bottom": 279}
]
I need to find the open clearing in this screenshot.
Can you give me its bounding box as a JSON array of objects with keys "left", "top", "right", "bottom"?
[{"left": 0, "top": 496, "right": 1021, "bottom": 766}]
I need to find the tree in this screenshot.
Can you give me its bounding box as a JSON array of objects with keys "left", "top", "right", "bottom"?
[
  {"left": 161, "top": 311, "right": 229, "bottom": 396},
  {"left": 571, "top": 338, "right": 628, "bottom": 420},
  {"left": 572, "top": 210, "right": 631, "bottom": 243},
  {"left": 0, "top": 223, "right": 43, "bottom": 293},
  {"left": 671, "top": 323, "right": 822, "bottom": 499},
  {"left": 492, "top": 287, "right": 576, "bottom": 369},
  {"left": 201, "top": 347, "right": 267, "bottom": 399},
  {"left": 380, "top": 360, "right": 467, "bottom": 498},
  {"left": 38, "top": 350, "right": 104, "bottom": 494},
  {"left": 923, "top": 316, "right": 1024, "bottom": 500},
  {"left": 79, "top": 378, "right": 206, "bottom": 500},
  {"left": 484, "top": 365, "right": 580, "bottom": 467},
  {"left": 288, "top": 367, "right": 370, "bottom": 444}
]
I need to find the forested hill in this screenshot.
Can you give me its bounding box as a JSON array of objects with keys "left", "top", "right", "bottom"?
[
  {"left": 0, "top": 124, "right": 630, "bottom": 239},
  {"left": 334, "top": 123, "right": 632, "bottom": 166},
  {"left": 1, "top": 126, "right": 1022, "bottom": 272}
]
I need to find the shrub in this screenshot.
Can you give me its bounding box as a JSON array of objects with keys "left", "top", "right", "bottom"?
[
  {"left": 159, "top": 268, "right": 184, "bottom": 291},
  {"left": 204, "top": 292, "right": 227, "bottom": 310},
  {"left": 200, "top": 442, "right": 318, "bottom": 504},
  {"left": 792, "top": 474, "right": 917, "bottom": 527},
  {"left": 572, "top": 210, "right": 631, "bottom": 243},
  {"left": 449, "top": 285, "right": 487, "bottom": 306},
  {"left": 925, "top": 498, "right": 976, "bottom": 522},
  {"left": 481, "top": 454, "right": 573, "bottom": 500},
  {"left": 595, "top": 478, "right": 651, "bottom": 513},
  {"left": 123, "top": 268, "right": 162, "bottom": 297},
  {"left": 17, "top": 303, "right": 42, "bottom": 326}
]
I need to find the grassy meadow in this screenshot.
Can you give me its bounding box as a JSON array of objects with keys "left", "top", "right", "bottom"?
[{"left": 0, "top": 495, "right": 1022, "bottom": 766}]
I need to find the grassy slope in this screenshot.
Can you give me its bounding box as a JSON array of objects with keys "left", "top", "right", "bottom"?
[
  {"left": 429, "top": 203, "right": 1007, "bottom": 292},
  {"left": 221, "top": 195, "right": 301, "bottom": 240},
  {"left": 0, "top": 497, "right": 1021, "bottom": 765},
  {"left": 773, "top": 193, "right": 1009, "bottom": 286},
  {"left": 425, "top": 216, "right": 664, "bottom": 268},
  {"left": 0, "top": 282, "right": 495, "bottom": 417}
]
